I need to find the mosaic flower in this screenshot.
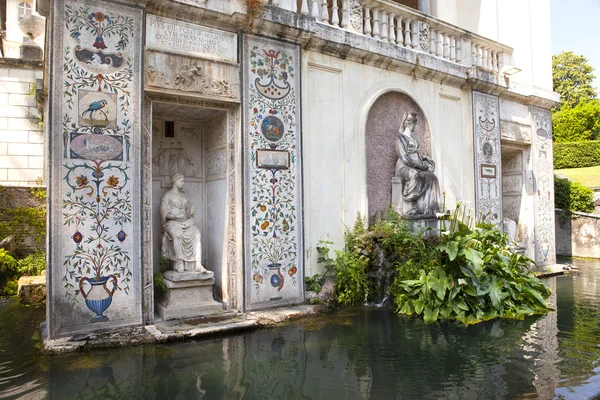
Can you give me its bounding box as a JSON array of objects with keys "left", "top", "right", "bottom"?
[
  {"left": 75, "top": 175, "right": 89, "bottom": 187},
  {"left": 92, "top": 12, "right": 106, "bottom": 22},
  {"left": 107, "top": 175, "right": 119, "bottom": 187},
  {"left": 72, "top": 231, "right": 83, "bottom": 244},
  {"left": 117, "top": 229, "right": 127, "bottom": 243}
]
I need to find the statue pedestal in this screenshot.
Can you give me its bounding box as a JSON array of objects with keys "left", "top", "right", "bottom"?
[
  {"left": 408, "top": 218, "right": 440, "bottom": 238},
  {"left": 156, "top": 270, "right": 222, "bottom": 321},
  {"left": 391, "top": 177, "right": 404, "bottom": 215}
]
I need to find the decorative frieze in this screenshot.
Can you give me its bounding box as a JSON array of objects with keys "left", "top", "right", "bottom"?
[{"left": 145, "top": 51, "right": 240, "bottom": 100}]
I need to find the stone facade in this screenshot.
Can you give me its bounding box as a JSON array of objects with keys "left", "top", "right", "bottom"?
[{"left": 39, "top": 0, "right": 559, "bottom": 338}]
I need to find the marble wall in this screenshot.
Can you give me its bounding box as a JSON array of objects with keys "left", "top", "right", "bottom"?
[
  {"left": 243, "top": 35, "right": 304, "bottom": 310},
  {"left": 47, "top": 0, "right": 143, "bottom": 338},
  {"left": 472, "top": 91, "right": 502, "bottom": 226}
]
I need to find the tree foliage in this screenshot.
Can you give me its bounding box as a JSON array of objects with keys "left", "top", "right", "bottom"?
[
  {"left": 552, "top": 100, "right": 600, "bottom": 142},
  {"left": 552, "top": 51, "right": 597, "bottom": 111}
]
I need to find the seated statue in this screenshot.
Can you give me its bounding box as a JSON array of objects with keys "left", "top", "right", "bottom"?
[
  {"left": 394, "top": 112, "right": 442, "bottom": 217},
  {"left": 160, "top": 173, "right": 208, "bottom": 273}
]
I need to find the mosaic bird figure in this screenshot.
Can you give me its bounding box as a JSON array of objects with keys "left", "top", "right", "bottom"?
[{"left": 81, "top": 99, "right": 108, "bottom": 123}]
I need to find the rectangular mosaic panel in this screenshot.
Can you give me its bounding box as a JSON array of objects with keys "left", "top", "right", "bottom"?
[
  {"left": 48, "top": 0, "right": 143, "bottom": 338},
  {"left": 472, "top": 91, "right": 502, "bottom": 225},
  {"left": 242, "top": 35, "right": 304, "bottom": 310},
  {"left": 531, "top": 107, "right": 556, "bottom": 265}
]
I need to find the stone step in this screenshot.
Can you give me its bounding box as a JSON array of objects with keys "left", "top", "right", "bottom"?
[{"left": 17, "top": 274, "right": 46, "bottom": 305}]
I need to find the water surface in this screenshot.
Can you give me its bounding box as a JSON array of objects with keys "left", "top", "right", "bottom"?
[{"left": 2, "top": 258, "right": 600, "bottom": 399}]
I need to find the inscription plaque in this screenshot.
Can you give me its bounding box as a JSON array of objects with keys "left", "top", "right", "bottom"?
[{"left": 146, "top": 15, "right": 237, "bottom": 63}]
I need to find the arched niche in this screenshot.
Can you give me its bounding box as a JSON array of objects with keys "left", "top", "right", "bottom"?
[{"left": 365, "top": 91, "right": 432, "bottom": 219}]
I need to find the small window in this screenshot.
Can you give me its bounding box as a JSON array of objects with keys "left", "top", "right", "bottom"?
[{"left": 17, "top": 2, "right": 33, "bottom": 20}]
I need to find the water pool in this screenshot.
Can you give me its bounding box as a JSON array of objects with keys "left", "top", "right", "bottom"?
[{"left": 2, "top": 258, "right": 600, "bottom": 399}]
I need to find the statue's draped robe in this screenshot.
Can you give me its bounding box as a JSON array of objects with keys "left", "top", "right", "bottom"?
[
  {"left": 160, "top": 191, "right": 202, "bottom": 262},
  {"left": 395, "top": 133, "right": 442, "bottom": 217}
]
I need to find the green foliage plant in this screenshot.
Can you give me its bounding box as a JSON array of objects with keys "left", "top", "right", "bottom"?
[
  {"left": 17, "top": 252, "right": 46, "bottom": 276},
  {"left": 0, "top": 249, "right": 18, "bottom": 296},
  {"left": 326, "top": 202, "right": 552, "bottom": 325},
  {"left": 552, "top": 101, "right": 600, "bottom": 142},
  {"left": 305, "top": 240, "right": 335, "bottom": 293},
  {"left": 554, "top": 140, "right": 600, "bottom": 169},
  {"left": 554, "top": 175, "right": 595, "bottom": 213},
  {"left": 552, "top": 51, "right": 597, "bottom": 112}
]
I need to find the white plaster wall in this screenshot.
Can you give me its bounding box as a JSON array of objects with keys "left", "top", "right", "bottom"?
[
  {"left": 4, "top": 0, "right": 46, "bottom": 59},
  {"left": 449, "top": 0, "right": 553, "bottom": 91},
  {"left": 0, "top": 65, "right": 44, "bottom": 186},
  {"left": 302, "top": 51, "right": 475, "bottom": 276}
]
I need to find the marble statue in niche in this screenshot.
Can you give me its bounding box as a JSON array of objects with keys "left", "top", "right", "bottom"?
[
  {"left": 393, "top": 112, "right": 442, "bottom": 217},
  {"left": 161, "top": 173, "right": 212, "bottom": 275}
]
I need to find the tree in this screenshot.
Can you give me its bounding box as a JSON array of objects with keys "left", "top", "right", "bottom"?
[
  {"left": 552, "top": 51, "right": 597, "bottom": 111},
  {"left": 552, "top": 100, "right": 600, "bottom": 142}
]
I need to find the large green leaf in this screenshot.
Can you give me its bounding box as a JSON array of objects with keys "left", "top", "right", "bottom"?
[
  {"left": 489, "top": 277, "right": 503, "bottom": 311},
  {"left": 423, "top": 305, "right": 439, "bottom": 324},
  {"left": 438, "top": 241, "right": 459, "bottom": 261}
]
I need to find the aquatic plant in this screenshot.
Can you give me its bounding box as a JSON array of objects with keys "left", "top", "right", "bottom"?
[{"left": 322, "top": 204, "right": 552, "bottom": 324}]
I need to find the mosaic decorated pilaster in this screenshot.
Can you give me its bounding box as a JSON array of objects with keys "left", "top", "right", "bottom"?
[
  {"left": 472, "top": 91, "right": 502, "bottom": 225},
  {"left": 242, "top": 35, "right": 304, "bottom": 310},
  {"left": 47, "top": 0, "right": 143, "bottom": 338},
  {"left": 531, "top": 107, "right": 556, "bottom": 265}
]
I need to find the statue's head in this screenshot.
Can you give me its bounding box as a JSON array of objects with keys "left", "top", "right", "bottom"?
[
  {"left": 402, "top": 112, "right": 418, "bottom": 132},
  {"left": 171, "top": 173, "right": 184, "bottom": 187}
]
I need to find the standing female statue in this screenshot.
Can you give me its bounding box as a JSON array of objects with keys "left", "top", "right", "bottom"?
[
  {"left": 161, "top": 173, "right": 208, "bottom": 273},
  {"left": 395, "top": 112, "right": 442, "bottom": 217}
]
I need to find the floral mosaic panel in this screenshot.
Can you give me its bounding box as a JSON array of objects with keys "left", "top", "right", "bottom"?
[
  {"left": 531, "top": 107, "right": 556, "bottom": 265},
  {"left": 48, "top": 0, "right": 142, "bottom": 338},
  {"left": 472, "top": 91, "right": 502, "bottom": 226},
  {"left": 243, "top": 35, "right": 303, "bottom": 310}
]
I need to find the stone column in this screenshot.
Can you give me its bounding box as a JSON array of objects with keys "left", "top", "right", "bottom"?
[
  {"left": 418, "top": 0, "right": 431, "bottom": 14},
  {"left": 47, "top": 0, "right": 144, "bottom": 338}
]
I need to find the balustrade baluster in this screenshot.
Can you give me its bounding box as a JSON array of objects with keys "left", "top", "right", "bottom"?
[
  {"left": 497, "top": 52, "right": 503, "bottom": 73},
  {"left": 471, "top": 43, "right": 477, "bottom": 66},
  {"left": 449, "top": 36, "right": 456, "bottom": 61},
  {"left": 320, "top": 0, "right": 329, "bottom": 23},
  {"left": 455, "top": 38, "right": 462, "bottom": 63},
  {"left": 429, "top": 29, "right": 436, "bottom": 54},
  {"left": 404, "top": 19, "right": 411, "bottom": 48},
  {"left": 311, "top": 0, "right": 320, "bottom": 19},
  {"left": 483, "top": 47, "right": 489, "bottom": 69},
  {"left": 396, "top": 17, "right": 403, "bottom": 45},
  {"left": 411, "top": 21, "right": 419, "bottom": 49},
  {"left": 372, "top": 8, "right": 380, "bottom": 39},
  {"left": 340, "top": 0, "right": 349, "bottom": 28},
  {"left": 443, "top": 35, "right": 450, "bottom": 59},
  {"left": 380, "top": 11, "right": 388, "bottom": 41},
  {"left": 300, "top": 0, "right": 309, "bottom": 15},
  {"left": 436, "top": 31, "right": 443, "bottom": 57},
  {"left": 488, "top": 49, "right": 494, "bottom": 70},
  {"left": 331, "top": 0, "right": 340, "bottom": 26},
  {"left": 363, "top": 6, "right": 372, "bottom": 36},
  {"left": 475, "top": 45, "right": 482, "bottom": 67},
  {"left": 388, "top": 13, "right": 396, "bottom": 44}
]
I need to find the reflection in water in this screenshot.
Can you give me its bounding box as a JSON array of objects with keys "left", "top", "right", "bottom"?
[{"left": 3, "top": 258, "right": 600, "bottom": 399}]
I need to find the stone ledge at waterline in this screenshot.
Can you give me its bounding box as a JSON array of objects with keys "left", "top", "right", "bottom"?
[
  {"left": 42, "top": 305, "right": 321, "bottom": 354},
  {"left": 555, "top": 209, "right": 600, "bottom": 258},
  {"left": 17, "top": 273, "right": 46, "bottom": 305}
]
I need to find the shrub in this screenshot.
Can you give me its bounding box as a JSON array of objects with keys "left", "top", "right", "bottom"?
[
  {"left": 554, "top": 140, "right": 600, "bottom": 169},
  {"left": 17, "top": 252, "right": 46, "bottom": 276},
  {"left": 554, "top": 175, "right": 595, "bottom": 213},
  {"left": 0, "top": 249, "right": 18, "bottom": 296},
  {"left": 323, "top": 206, "right": 552, "bottom": 325},
  {"left": 552, "top": 101, "right": 600, "bottom": 142}
]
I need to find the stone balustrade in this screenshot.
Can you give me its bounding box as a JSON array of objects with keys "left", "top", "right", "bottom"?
[{"left": 266, "top": 0, "right": 513, "bottom": 74}]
